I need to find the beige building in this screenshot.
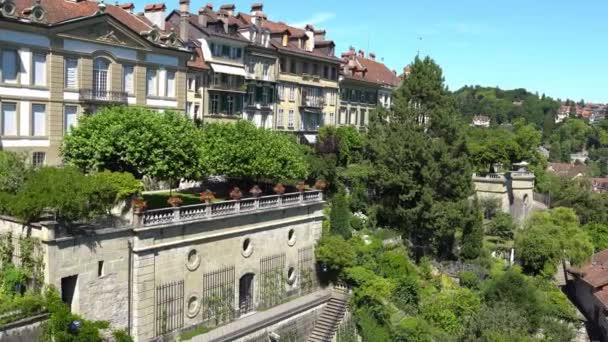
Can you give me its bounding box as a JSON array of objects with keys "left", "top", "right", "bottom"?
[
  {"left": 0, "top": 0, "right": 190, "bottom": 165},
  {"left": 338, "top": 48, "right": 400, "bottom": 129}
]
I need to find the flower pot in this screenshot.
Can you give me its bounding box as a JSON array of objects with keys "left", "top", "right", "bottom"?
[
  {"left": 314, "top": 179, "right": 328, "bottom": 191},
  {"left": 200, "top": 190, "right": 216, "bottom": 204},
  {"left": 229, "top": 187, "right": 243, "bottom": 201},
  {"left": 296, "top": 181, "right": 306, "bottom": 192},
  {"left": 133, "top": 198, "right": 147, "bottom": 213},
  {"left": 167, "top": 196, "right": 183, "bottom": 207},
  {"left": 273, "top": 183, "right": 286, "bottom": 195},
  {"left": 249, "top": 185, "right": 263, "bottom": 198}
]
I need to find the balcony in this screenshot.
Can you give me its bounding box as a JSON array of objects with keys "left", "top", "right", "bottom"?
[
  {"left": 79, "top": 89, "right": 128, "bottom": 103},
  {"left": 138, "top": 190, "right": 324, "bottom": 227},
  {"left": 300, "top": 97, "right": 325, "bottom": 109},
  {"left": 210, "top": 82, "right": 247, "bottom": 93}
]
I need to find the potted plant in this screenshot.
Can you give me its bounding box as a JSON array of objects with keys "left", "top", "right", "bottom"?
[
  {"left": 167, "top": 195, "right": 183, "bottom": 207},
  {"left": 229, "top": 187, "right": 243, "bottom": 201},
  {"left": 133, "top": 198, "right": 147, "bottom": 213},
  {"left": 273, "top": 183, "right": 286, "bottom": 195},
  {"left": 296, "top": 181, "right": 306, "bottom": 192},
  {"left": 200, "top": 189, "right": 216, "bottom": 204},
  {"left": 314, "top": 179, "right": 328, "bottom": 191},
  {"left": 249, "top": 185, "right": 263, "bottom": 198}
]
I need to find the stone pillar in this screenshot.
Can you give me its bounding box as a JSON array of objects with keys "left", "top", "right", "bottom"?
[{"left": 131, "top": 251, "right": 156, "bottom": 341}]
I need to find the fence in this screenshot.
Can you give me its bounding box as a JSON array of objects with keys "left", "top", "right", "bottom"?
[
  {"left": 155, "top": 280, "right": 184, "bottom": 337},
  {"left": 259, "top": 253, "right": 286, "bottom": 310},
  {"left": 201, "top": 266, "right": 236, "bottom": 325},
  {"left": 141, "top": 190, "right": 323, "bottom": 227},
  {"left": 298, "top": 246, "right": 318, "bottom": 295}
]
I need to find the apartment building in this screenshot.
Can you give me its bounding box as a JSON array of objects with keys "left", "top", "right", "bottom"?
[
  {"left": 167, "top": 2, "right": 249, "bottom": 124},
  {"left": 338, "top": 48, "right": 400, "bottom": 129},
  {"left": 0, "top": 0, "right": 190, "bottom": 165}
]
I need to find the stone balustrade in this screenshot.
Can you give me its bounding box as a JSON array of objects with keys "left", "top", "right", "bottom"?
[{"left": 137, "top": 190, "right": 324, "bottom": 227}]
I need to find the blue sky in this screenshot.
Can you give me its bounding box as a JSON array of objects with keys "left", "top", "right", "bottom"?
[{"left": 148, "top": 0, "right": 608, "bottom": 102}]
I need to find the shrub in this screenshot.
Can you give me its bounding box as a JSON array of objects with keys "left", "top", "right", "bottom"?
[
  {"left": 350, "top": 215, "right": 363, "bottom": 231},
  {"left": 458, "top": 271, "right": 480, "bottom": 290},
  {"left": 316, "top": 235, "right": 355, "bottom": 272},
  {"left": 487, "top": 213, "right": 515, "bottom": 240},
  {"left": 113, "top": 329, "right": 134, "bottom": 342},
  {"left": 1, "top": 264, "right": 27, "bottom": 295},
  {"left": 0, "top": 151, "right": 27, "bottom": 194},
  {"left": 330, "top": 191, "right": 351, "bottom": 239}
]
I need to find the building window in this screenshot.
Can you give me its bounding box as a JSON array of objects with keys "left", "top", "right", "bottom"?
[
  {"left": 262, "top": 63, "right": 269, "bottom": 79},
  {"left": 146, "top": 69, "right": 158, "bottom": 96},
  {"left": 331, "top": 67, "right": 337, "bottom": 80},
  {"left": 32, "top": 152, "right": 45, "bottom": 167},
  {"left": 288, "top": 85, "right": 295, "bottom": 102},
  {"left": 93, "top": 58, "right": 110, "bottom": 97},
  {"left": 32, "top": 104, "right": 46, "bottom": 137},
  {"left": 64, "top": 58, "right": 78, "bottom": 89},
  {"left": 33, "top": 53, "right": 46, "bottom": 86},
  {"left": 188, "top": 75, "right": 195, "bottom": 91},
  {"left": 166, "top": 71, "right": 176, "bottom": 97},
  {"left": 186, "top": 101, "right": 193, "bottom": 118},
  {"left": 277, "top": 84, "right": 284, "bottom": 101},
  {"left": 1, "top": 49, "right": 18, "bottom": 84},
  {"left": 288, "top": 110, "right": 294, "bottom": 128},
  {"left": 227, "top": 95, "right": 234, "bottom": 115},
  {"left": 123, "top": 65, "right": 134, "bottom": 94},
  {"left": 302, "top": 62, "right": 309, "bottom": 75},
  {"left": 97, "top": 261, "right": 104, "bottom": 277},
  {"left": 330, "top": 112, "right": 335, "bottom": 125},
  {"left": 360, "top": 111, "right": 366, "bottom": 126},
  {"left": 211, "top": 94, "right": 219, "bottom": 114},
  {"left": 277, "top": 108, "right": 284, "bottom": 127},
  {"left": 290, "top": 60, "right": 296, "bottom": 74},
  {"left": 323, "top": 65, "right": 329, "bottom": 79},
  {"left": 1, "top": 102, "right": 17, "bottom": 136},
  {"left": 339, "top": 108, "right": 346, "bottom": 125},
  {"left": 312, "top": 64, "right": 318, "bottom": 76},
  {"left": 64, "top": 105, "right": 77, "bottom": 132},
  {"left": 194, "top": 104, "right": 200, "bottom": 119},
  {"left": 279, "top": 57, "right": 286, "bottom": 72},
  {"left": 350, "top": 109, "right": 358, "bottom": 125}
]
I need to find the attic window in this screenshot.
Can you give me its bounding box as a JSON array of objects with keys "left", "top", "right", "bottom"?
[
  {"left": 31, "top": 6, "right": 45, "bottom": 22},
  {"left": 148, "top": 30, "right": 159, "bottom": 42}
]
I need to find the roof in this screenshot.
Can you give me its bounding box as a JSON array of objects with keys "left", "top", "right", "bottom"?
[
  {"left": 187, "top": 46, "right": 209, "bottom": 70},
  {"left": 341, "top": 52, "right": 400, "bottom": 87},
  {"left": 7, "top": 0, "right": 184, "bottom": 51},
  {"left": 547, "top": 162, "right": 588, "bottom": 178},
  {"left": 570, "top": 250, "right": 608, "bottom": 289}
]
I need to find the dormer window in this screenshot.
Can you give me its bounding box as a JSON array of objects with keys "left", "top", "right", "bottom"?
[{"left": 31, "top": 6, "right": 44, "bottom": 22}]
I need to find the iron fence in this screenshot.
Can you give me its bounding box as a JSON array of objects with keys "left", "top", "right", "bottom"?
[
  {"left": 155, "top": 280, "right": 184, "bottom": 337},
  {"left": 259, "top": 253, "right": 286, "bottom": 310},
  {"left": 201, "top": 266, "right": 236, "bottom": 325}
]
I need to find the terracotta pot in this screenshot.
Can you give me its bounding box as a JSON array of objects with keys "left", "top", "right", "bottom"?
[
  {"left": 296, "top": 181, "right": 306, "bottom": 192},
  {"left": 249, "top": 185, "right": 263, "bottom": 197},
  {"left": 230, "top": 187, "right": 243, "bottom": 201},
  {"left": 314, "top": 179, "right": 328, "bottom": 191},
  {"left": 273, "top": 183, "right": 286, "bottom": 195},
  {"left": 199, "top": 190, "right": 216, "bottom": 203},
  {"left": 167, "top": 196, "right": 183, "bottom": 207},
  {"left": 133, "top": 198, "right": 147, "bottom": 212}
]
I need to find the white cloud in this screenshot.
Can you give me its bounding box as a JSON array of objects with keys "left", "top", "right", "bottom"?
[{"left": 290, "top": 12, "right": 336, "bottom": 28}]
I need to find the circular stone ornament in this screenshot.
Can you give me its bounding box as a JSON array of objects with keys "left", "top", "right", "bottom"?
[{"left": 186, "top": 249, "right": 201, "bottom": 271}]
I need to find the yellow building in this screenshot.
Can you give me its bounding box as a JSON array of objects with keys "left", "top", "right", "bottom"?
[{"left": 0, "top": 0, "right": 190, "bottom": 165}]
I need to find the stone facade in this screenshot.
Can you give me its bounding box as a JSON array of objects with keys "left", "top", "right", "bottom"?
[{"left": 0, "top": 191, "right": 325, "bottom": 341}]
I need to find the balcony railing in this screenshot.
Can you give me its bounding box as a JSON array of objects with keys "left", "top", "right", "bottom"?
[
  {"left": 300, "top": 97, "right": 325, "bottom": 109},
  {"left": 138, "top": 190, "right": 324, "bottom": 227},
  {"left": 79, "top": 89, "right": 128, "bottom": 103},
  {"left": 210, "top": 82, "right": 247, "bottom": 93}
]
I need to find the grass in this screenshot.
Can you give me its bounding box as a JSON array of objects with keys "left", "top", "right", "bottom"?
[
  {"left": 180, "top": 325, "right": 211, "bottom": 341},
  {"left": 143, "top": 191, "right": 228, "bottom": 210}
]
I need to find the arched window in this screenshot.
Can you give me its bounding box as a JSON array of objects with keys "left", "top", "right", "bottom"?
[{"left": 93, "top": 58, "right": 110, "bottom": 98}]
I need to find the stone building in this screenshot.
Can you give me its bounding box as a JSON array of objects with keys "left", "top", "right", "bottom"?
[
  {"left": 338, "top": 48, "right": 400, "bottom": 129},
  {"left": 0, "top": 190, "right": 328, "bottom": 341},
  {"left": 0, "top": 0, "right": 190, "bottom": 165}
]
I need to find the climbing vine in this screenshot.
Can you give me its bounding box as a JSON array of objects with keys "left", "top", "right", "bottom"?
[
  {"left": 0, "top": 232, "right": 14, "bottom": 268},
  {"left": 202, "top": 285, "right": 235, "bottom": 326},
  {"left": 18, "top": 236, "right": 44, "bottom": 289},
  {"left": 259, "top": 268, "right": 285, "bottom": 310}
]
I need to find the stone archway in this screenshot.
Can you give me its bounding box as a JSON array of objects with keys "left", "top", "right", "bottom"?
[{"left": 239, "top": 273, "right": 255, "bottom": 315}]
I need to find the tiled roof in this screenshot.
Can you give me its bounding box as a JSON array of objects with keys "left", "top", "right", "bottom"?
[
  {"left": 143, "top": 3, "right": 165, "bottom": 12},
  {"left": 571, "top": 250, "right": 608, "bottom": 288},
  {"left": 187, "top": 46, "right": 209, "bottom": 70},
  {"left": 547, "top": 162, "right": 588, "bottom": 178},
  {"left": 341, "top": 52, "right": 400, "bottom": 87},
  {"left": 594, "top": 287, "right": 608, "bottom": 309}
]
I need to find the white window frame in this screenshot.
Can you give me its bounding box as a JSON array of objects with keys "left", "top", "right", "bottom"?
[
  {"left": 277, "top": 108, "right": 284, "bottom": 127},
  {"left": 166, "top": 70, "right": 176, "bottom": 98},
  {"left": 32, "top": 53, "right": 46, "bottom": 87},
  {"left": 146, "top": 68, "right": 158, "bottom": 96},
  {"left": 123, "top": 65, "right": 134, "bottom": 94},
  {"left": 64, "top": 105, "right": 78, "bottom": 132},
  {"left": 31, "top": 103, "right": 46, "bottom": 137},
  {"left": 64, "top": 57, "right": 78, "bottom": 89},
  {"left": 288, "top": 109, "right": 294, "bottom": 128},
  {"left": 2, "top": 49, "right": 19, "bottom": 84},
  {"left": 288, "top": 84, "right": 295, "bottom": 102},
  {"left": 1, "top": 102, "right": 17, "bottom": 136},
  {"left": 32, "top": 152, "right": 45, "bottom": 167}
]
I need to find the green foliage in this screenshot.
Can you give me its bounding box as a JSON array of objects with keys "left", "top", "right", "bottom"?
[
  {"left": 112, "top": 329, "right": 133, "bottom": 342},
  {"left": 0, "top": 151, "right": 27, "bottom": 194},
  {"left": 458, "top": 271, "right": 480, "bottom": 290},
  {"left": 584, "top": 223, "right": 608, "bottom": 251},
  {"left": 315, "top": 235, "right": 355, "bottom": 272},
  {"left": 199, "top": 121, "right": 308, "bottom": 181},
  {"left": 549, "top": 119, "right": 592, "bottom": 162},
  {"left": 349, "top": 180, "right": 368, "bottom": 213},
  {"left": 89, "top": 171, "right": 142, "bottom": 202},
  {"left": 392, "top": 275, "right": 420, "bottom": 313},
  {"left": 0, "top": 232, "right": 13, "bottom": 267},
  {"left": 1, "top": 264, "right": 27, "bottom": 294},
  {"left": 0, "top": 291, "right": 46, "bottom": 325},
  {"left": 180, "top": 326, "right": 210, "bottom": 341},
  {"left": 460, "top": 202, "right": 483, "bottom": 260},
  {"left": 355, "top": 306, "right": 392, "bottom": 342},
  {"left": 421, "top": 288, "right": 481, "bottom": 335},
  {"left": 394, "top": 316, "right": 445, "bottom": 342},
  {"left": 486, "top": 213, "right": 515, "bottom": 240},
  {"left": 516, "top": 207, "right": 593, "bottom": 275},
  {"left": 329, "top": 191, "right": 351, "bottom": 239},
  {"left": 349, "top": 215, "right": 363, "bottom": 231},
  {"left": 62, "top": 106, "right": 202, "bottom": 181}
]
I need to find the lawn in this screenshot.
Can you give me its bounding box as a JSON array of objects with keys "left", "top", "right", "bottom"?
[{"left": 143, "top": 191, "right": 204, "bottom": 210}]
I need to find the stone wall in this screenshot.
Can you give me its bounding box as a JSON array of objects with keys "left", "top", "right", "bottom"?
[{"left": 0, "top": 314, "right": 48, "bottom": 342}]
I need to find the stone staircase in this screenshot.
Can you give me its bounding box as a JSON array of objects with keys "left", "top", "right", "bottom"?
[{"left": 308, "top": 293, "right": 348, "bottom": 342}]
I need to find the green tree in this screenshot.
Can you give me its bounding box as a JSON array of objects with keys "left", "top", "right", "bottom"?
[
  {"left": 0, "top": 151, "right": 27, "bottom": 194},
  {"left": 315, "top": 235, "right": 355, "bottom": 272},
  {"left": 486, "top": 212, "right": 515, "bottom": 240},
  {"left": 199, "top": 121, "right": 308, "bottom": 181},
  {"left": 516, "top": 207, "right": 593, "bottom": 275},
  {"left": 461, "top": 201, "right": 483, "bottom": 260},
  {"left": 62, "top": 106, "right": 202, "bottom": 181},
  {"left": 330, "top": 191, "right": 352, "bottom": 239},
  {"left": 584, "top": 223, "right": 608, "bottom": 251}
]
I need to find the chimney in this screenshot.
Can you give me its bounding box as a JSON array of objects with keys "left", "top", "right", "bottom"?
[
  {"left": 220, "top": 4, "right": 235, "bottom": 16},
  {"left": 143, "top": 3, "right": 166, "bottom": 30},
  {"left": 119, "top": 3, "right": 135, "bottom": 13},
  {"left": 304, "top": 24, "right": 315, "bottom": 52},
  {"left": 251, "top": 3, "right": 263, "bottom": 15},
  {"left": 205, "top": 2, "right": 213, "bottom": 10},
  {"left": 358, "top": 49, "right": 365, "bottom": 58},
  {"left": 198, "top": 7, "right": 208, "bottom": 27},
  {"left": 369, "top": 52, "right": 376, "bottom": 60},
  {"left": 179, "top": 0, "right": 189, "bottom": 42}
]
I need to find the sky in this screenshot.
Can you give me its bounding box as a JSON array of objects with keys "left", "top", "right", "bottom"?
[{"left": 144, "top": 0, "right": 608, "bottom": 103}]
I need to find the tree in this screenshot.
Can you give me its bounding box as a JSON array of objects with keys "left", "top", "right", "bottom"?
[
  {"left": 199, "top": 121, "right": 308, "bottom": 181},
  {"left": 584, "top": 223, "right": 608, "bottom": 251},
  {"left": 330, "top": 191, "right": 352, "bottom": 239},
  {"left": 461, "top": 201, "right": 484, "bottom": 260},
  {"left": 315, "top": 235, "right": 355, "bottom": 272},
  {"left": 486, "top": 213, "right": 515, "bottom": 240},
  {"left": 516, "top": 208, "right": 593, "bottom": 275},
  {"left": 0, "top": 151, "right": 27, "bottom": 194},
  {"left": 62, "top": 106, "right": 202, "bottom": 181}
]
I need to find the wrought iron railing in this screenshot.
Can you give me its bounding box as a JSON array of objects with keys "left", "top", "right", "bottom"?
[
  {"left": 300, "top": 97, "right": 325, "bottom": 108},
  {"left": 139, "top": 190, "right": 323, "bottom": 227},
  {"left": 79, "top": 89, "right": 128, "bottom": 103}
]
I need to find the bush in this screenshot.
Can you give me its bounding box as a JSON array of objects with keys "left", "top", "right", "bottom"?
[
  {"left": 458, "top": 271, "right": 480, "bottom": 290},
  {"left": 112, "top": 329, "right": 134, "bottom": 342},
  {"left": 486, "top": 213, "right": 515, "bottom": 240},
  {"left": 330, "top": 191, "right": 351, "bottom": 239},
  {"left": 350, "top": 215, "right": 363, "bottom": 231},
  {"left": 316, "top": 235, "right": 355, "bottom": 272},
  {"left": 0, "top": 151, "right": 27, "bottom": 194}
]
